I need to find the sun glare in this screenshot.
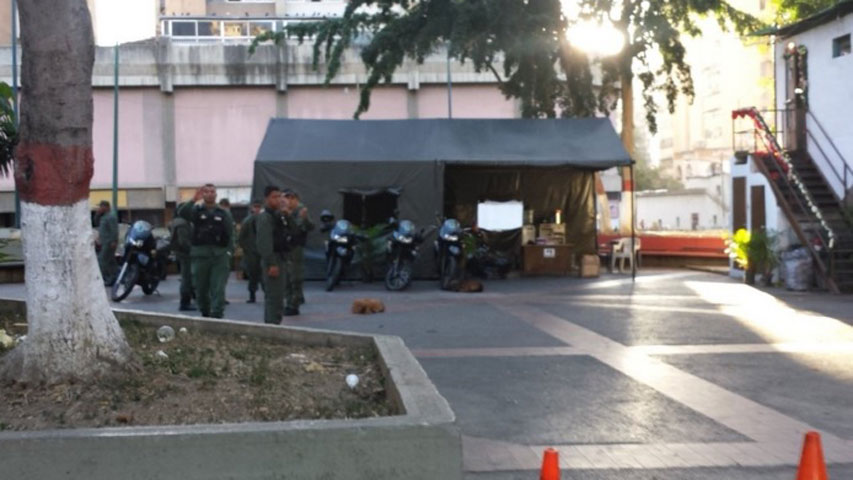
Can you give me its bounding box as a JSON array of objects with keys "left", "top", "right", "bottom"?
[{"left": 567, "top": 19, "right": 626, "bottom": 57}]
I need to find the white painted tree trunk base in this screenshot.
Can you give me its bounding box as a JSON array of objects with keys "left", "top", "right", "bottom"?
[{"left": 1, "top": 200, "right": 131, "bottom": 384}]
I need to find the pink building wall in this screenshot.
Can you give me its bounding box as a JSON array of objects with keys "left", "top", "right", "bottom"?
[
  {"left": 92, "top": 89, "right": 165, "bottom": 188},
  {"left": 174, "top": 87, "right": 277, "bottom": 187},
  {"left": 418, "top": 85, "right": 517, "bottom": 118},
  {"left": 287, "top": 86, "right": 409, "bottom": 119}
]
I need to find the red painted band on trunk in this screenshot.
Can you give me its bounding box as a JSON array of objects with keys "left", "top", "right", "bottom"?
[
  {"left": 14, "top": 143, "right": 93, "bottom": 205},
  {"left": 622, "top": 179, "right": 633, "bottom": 191}
]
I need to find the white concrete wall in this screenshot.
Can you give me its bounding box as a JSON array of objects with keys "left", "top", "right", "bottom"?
[
  {"left": 636, "top": 191, "right": 725, "bottom": 231},
  {"left": 776, "top": 14, "right": 853, "bottom": 199},
  {"left": 730, "top": 155, "right": 795, "bottom": 246}
]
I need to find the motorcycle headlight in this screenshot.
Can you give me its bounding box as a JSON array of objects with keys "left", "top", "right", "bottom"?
[
  {"left": 442, "top": 234, "right": 458, "bottom": 242},
  {"left": 399, "top": 236, "right": 413, "bottom": 244},
  {"left": 131, "top": 239, "right": 144, "bottom": 247},
  {"left": 332, "top": 234, "right": 348, "bottom": 243}
]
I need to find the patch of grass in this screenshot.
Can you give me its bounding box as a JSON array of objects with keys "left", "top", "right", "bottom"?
[{"left": 248, "top": 356, "right": 270, "bottom": 387}]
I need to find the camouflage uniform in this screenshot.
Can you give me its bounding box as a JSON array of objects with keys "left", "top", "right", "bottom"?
[
  {"left": 238, "top": 212, "right": 263, "bottom": 302},
  {"left": 256, "top": 207, "right": 293, "bottom": 324},
  {"left": 169, "top": 216, "right": 194, "bottom": 310},
  {"left": 97, "top": 210, "right": 119, "bottom": 286},
  {"left": 284, "top": 204, "right": 314, "bottom": 309}
]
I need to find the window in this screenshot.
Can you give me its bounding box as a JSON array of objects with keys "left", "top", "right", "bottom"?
[
  {"left": 171, "top": 21, "right": 196, "bottom": 36},
  {"left": 833, "top": 34, "right": 851, "bottom": 58},
  {"left": 713, "top": 214, "right": 718, "bottom": 226},
  {"left": 342, "top": 190, "right": 399, "bottom": 228},
  {"left": 691, "top": 213, "right": 699, "bottom": 230}
]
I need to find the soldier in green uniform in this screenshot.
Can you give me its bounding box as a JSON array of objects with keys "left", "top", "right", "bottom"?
[
  {"left": 95, "top": 200, "right": 119, "bottom": 286},
  {"left": 282, "top": 189, "right": 314, "bottom": 314},
  {"left": 256, "top": 186, "right": 291, "bottom": 324},
  {"left": 177, "top": 184, "right": 234, "bottom": 318},
  {"left": 238, "top": 200, "right": 264, "bottom": 303},
  {"left": 168, "top": 211, "right": 195, "bottom": 311}
]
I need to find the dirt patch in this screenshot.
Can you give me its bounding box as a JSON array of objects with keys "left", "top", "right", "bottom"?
[{"left": 0, "top": 316, "right": 397, "bottom": 431}]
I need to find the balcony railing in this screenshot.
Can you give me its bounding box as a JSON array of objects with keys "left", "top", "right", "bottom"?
[{"left": 160, "top": 16, "right": 339, "bottom": 43}]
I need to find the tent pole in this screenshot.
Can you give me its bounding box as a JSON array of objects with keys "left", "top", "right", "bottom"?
[{"left": 631, "top": 162, "right": 636, "bottom": 282}]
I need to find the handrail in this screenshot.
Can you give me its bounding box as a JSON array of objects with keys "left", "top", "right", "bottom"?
[
  {"left": 732, "top": 107, "right": 836, "bottom": 249},
  {"left": 806, "top": 110, "right": 853, "bottom": 203}
]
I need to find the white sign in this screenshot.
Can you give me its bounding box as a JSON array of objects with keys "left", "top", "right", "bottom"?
[{"left": 543, "top": 248, "right": 556, "bottom": 258}]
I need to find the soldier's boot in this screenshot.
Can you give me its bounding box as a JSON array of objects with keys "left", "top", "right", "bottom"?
[
  {"left": 179, "top": 295, "right": 196, "bottom": 311},
  {"left": 247, "top": 291, "right": 256, "bottom": 304},
  {"left": 284, "top": 307, "right": 299, "bottom": 316}
]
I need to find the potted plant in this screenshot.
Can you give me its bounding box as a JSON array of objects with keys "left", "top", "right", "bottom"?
[
  {"left": 726, "top": 228, "right": 779, "bottom": 286},
  {"left": 747, "top": 229, "right": 780, "bottom": 286}
]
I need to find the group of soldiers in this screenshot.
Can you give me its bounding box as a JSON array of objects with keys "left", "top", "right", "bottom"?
[
  {"left": 95, "top": 183, "right": 313, "bottom": 325},
  {"left": 173, "top": 183, "right": 313, "bottom": 322}
]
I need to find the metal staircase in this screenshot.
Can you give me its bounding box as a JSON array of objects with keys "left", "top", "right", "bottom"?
[{"left": 732, "top": 107, "right": 853, "bottom": 293}]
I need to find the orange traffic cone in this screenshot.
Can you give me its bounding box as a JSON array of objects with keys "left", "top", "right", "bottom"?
[
  {"left": 796, "top": 431, "right": 828, "bottom": 480},
  {"left": 540, "top": 448, "right": 560, "bottom": 480}
]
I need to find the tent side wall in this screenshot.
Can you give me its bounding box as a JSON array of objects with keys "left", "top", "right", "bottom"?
[{"left": 252, "top": 160, "right": 444, "bottom": 280}]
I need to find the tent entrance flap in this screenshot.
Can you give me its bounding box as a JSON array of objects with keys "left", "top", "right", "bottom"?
[{"left": 340, "top": 187, "right": 401, "bottom": 228}]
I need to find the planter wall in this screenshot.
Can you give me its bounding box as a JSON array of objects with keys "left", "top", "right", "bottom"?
[{"left": 0, "top": 299, "right": 463, "bottom": 480}]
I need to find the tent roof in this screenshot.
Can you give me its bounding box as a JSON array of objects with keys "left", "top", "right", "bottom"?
[{"left": 255, "top": 118, "right": 631, "bottom": 170}]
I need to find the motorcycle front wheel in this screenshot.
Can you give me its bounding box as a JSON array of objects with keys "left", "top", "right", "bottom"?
[
  {"left": 325, "top": 257, "right": 342, "bottom": 292},
  {"left": 111, "top": 263, "right": 139, "bottom": 302},
  {"left": 384, "top": 260, "right": 412, "bottom": 291},
  {"left": 142, "top": 276, "right": 160, "bottom": 295},
  {"left": 440, "top": 255, "right": 458, "bottom": 291}
]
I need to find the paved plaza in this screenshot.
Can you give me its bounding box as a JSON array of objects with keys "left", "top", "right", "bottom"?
[{"left": 3, "top": 269, "right": 852, "bottom": 479}]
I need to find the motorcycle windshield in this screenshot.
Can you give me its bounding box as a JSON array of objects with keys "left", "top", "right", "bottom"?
[
  {"left": 397, "top": 220, "right": 415, "bottom": 237},
  {"left": 439, "top": 219, "right": 461, "bottom": 238},
  {"left": 128, "top": 220, "right": 153, "bottom": 241},
  {"left": 331, "top": 220, "right": 352, "bottom": 238}
]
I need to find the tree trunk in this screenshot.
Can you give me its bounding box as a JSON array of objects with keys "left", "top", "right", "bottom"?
[
  {"left": 1, "top": 0, "right": 130, "bottom": 384},
  {"left": 619, "top": 73, "right": 635, "bottom": 235}
]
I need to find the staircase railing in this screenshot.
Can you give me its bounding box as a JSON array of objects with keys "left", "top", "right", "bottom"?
[
  {"left": 732, "top": 107, "right": 839, "bottom": 293},
  {"left": 805, "top": 111, "right": 853, "bottom": 206}
]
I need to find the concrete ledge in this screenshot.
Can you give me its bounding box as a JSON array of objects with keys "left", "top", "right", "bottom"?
[{"left": 0, "top": 298, "right": 462, "bottom": 480}]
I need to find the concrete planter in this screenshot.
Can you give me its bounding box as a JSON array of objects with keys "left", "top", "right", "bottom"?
[{"left": 0, "top": 299, "right": 462, "bottom": 480}]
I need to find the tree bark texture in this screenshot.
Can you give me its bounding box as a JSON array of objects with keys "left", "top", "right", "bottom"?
[{"left": 1, "top": 0, "right": 130, "bottom": 384}]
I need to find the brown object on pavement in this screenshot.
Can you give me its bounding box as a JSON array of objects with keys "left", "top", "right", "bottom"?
[{"left": 351, "top": 299, "right": 386, "bottom": 314}]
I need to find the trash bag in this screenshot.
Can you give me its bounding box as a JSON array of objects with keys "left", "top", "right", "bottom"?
[{"left": 781, "top": 247, "right": 812, "bottom": 291}]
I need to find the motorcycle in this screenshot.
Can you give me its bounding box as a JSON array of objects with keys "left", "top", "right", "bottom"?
[
  {"left": 384, "top": 219, "right": 428, "bottom": 291},
  {"left": 465, "top": 228, "right": 513, "bottom": 279},
  {"left": 323, "top": 218, "right": 367, "bottom": 291},
  {"left": 111, "top": 220, "right": 171, "bottom": 302},
  {"left": 434, "top": 217, "right": 464, "bottom": 290}
]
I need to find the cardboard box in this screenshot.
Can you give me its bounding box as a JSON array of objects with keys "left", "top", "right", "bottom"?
[
  {"left": 538, "top": 223, "right": 566, "bottom": 237},
  {"left": 579, "top": 254, "right": 600, "bottom": 278},
  {"left": 522, "top": 245, "right": 573, "bottom": 275}
]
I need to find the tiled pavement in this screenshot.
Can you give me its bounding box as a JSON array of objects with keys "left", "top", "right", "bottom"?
[{"left": 3, "top": 269, "right": 852, "bottom": 478}]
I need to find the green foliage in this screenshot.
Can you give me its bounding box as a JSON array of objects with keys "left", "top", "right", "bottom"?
[
  {"left": 634, "top": 160, "right": 683, "bottom": 191},
  {"left": 0, "top": 81, "right": 18, "bottom": 177},
  {"left": 771, "top": 0, "right": 838, "bottom": 22},
  {"left": 252, "top": 0, "right": 762, "bottom": 133},
  {"left": 725, "top": 228, "right": 779, "bottom": 273},
  {"left": 252, "top": 0, "right": 599, "bottom": 119},
  {"left": 726, "top": 228, "right": 751, "bottom": 269},
  {"left": 584, "top": 0, "right": 763, "bottom": 133}
]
